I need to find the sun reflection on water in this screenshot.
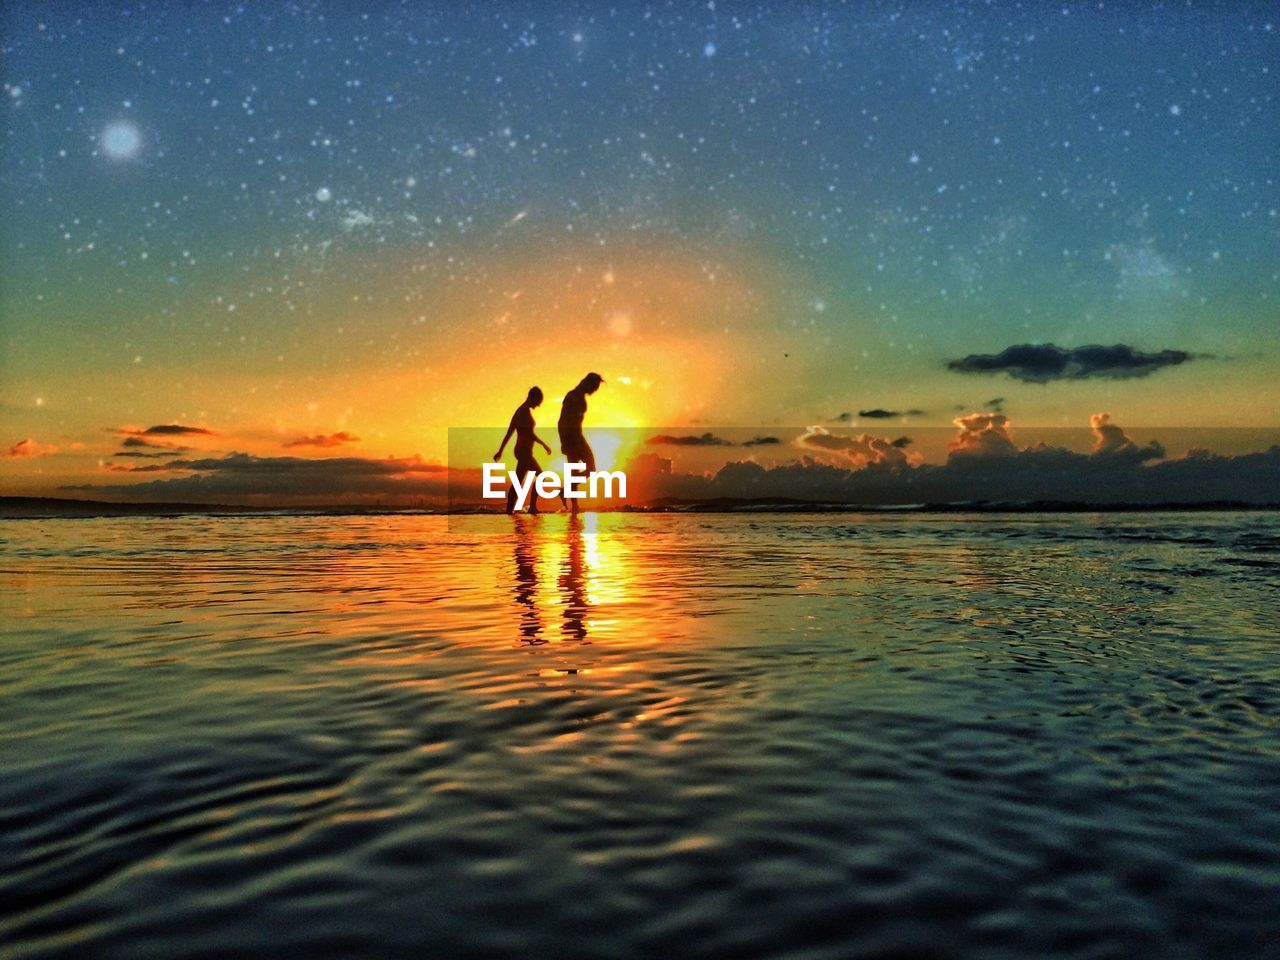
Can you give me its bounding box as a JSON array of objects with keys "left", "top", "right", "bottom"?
[{"left": 509, "top": 512, "right": 633, "bottom": 646}]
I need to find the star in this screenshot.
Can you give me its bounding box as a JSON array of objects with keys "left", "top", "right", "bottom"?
[{"left": 100, "top": 121, "right": 142, "bottom": 159}]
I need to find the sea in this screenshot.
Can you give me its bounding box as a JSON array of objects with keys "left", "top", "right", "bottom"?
[{"left": 2, "top": 512, "right": 1278, "bottom": 959}]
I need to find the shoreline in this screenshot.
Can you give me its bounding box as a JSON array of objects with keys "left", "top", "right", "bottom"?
[{"left": 4, "top": 495, "right": 1279, "bottom": 519}]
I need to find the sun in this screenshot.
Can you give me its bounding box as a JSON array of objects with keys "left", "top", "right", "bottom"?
[
  {"left": 583, "top": 429, "right": 626, "bottom": 472},
  {"left": 579, "top": 391, "right": 648, "bottom": 471}
]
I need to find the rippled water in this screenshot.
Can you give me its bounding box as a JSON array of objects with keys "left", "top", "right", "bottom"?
[{"left": 2, "top": 512, "right": 1278, "bottom": 958}]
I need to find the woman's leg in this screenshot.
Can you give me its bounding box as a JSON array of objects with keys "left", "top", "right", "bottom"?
[
  {"left": 528, "top": 461, "right": 541, "bottom": 514},
  {"left": 516, "top": 459, "right": 541, "bottom": 514}
]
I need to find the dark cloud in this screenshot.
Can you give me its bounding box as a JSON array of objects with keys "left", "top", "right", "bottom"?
[
  {"left": 59, "top": 419, "right": 1278, "bottom": 509},
  {"left": 646, "top": 432, "right": 732, "bottom": 446},
  {"left": 625, "top": 414, "right": 1279, "bottom": 506},
  {"left": 947, "top": 343, "right": 1192, "bottom": 383},
  {"left": 984, "top": 397, "right": 1005, "bottom": 413},
  {"left": 121, "top": 436, "right": 190, "bottom": 451},
  {"left": 62, "top": 452, "right": 448, "bottom": 504},
  {"left": 113, "top": 450, "right": 176, "bottom": 459},
  {"left": 857, "top": 408, "right": 926, "bottom": 419},
  {"left": 119, "top": 423, "right": 216, "bottom": 436},
  {"left": 283, "top": 431, "right": 360, "bottom": 449},
  {"left": 830, "top": 412, "right": 853, "bottom": 423},
  {"left": 105, "top": 462, "right": 171, "bottom": 473},
  {"left": 741, "top": 435, "right": 781, "bottom": 447}
]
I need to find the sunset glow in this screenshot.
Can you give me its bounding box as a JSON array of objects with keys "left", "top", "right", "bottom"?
[{"left": 1, "top": 2, "right": 1276, "bottom": 507}]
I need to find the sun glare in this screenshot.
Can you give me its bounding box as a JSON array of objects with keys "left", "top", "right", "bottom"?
[{"left": 584, "top": 430, "right": 626, "bottom": 472}]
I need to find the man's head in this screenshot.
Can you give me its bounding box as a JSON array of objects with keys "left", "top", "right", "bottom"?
[
  {"left": 579, "top": 372, "right": 604, "bottom": 395},
  {"left": 527, "top": 386, "right": 543, "bottom": 407}
]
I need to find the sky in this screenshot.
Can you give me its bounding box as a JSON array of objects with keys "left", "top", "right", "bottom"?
[{"left": 1, "top": 2, "right": 1277, "bottom": 503}]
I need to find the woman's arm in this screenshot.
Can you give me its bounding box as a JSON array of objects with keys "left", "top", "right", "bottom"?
[
  {"left": 494, "top": 415, "right": 517, "bottom": 460},
  {"left": 533, "top": 431, "right": 551, "bottom": 453}
]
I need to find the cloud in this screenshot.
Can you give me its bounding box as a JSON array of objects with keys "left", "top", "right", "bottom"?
[
  {"left": 947, "top": 343, "right": 1192, "bottom": 383},
  {"left": 646, "top": 433, "right": 781, "bottom": 448},
  {"left": 113, "top": 451, "right": 177, "bottom": 459},
  {"left": 646, "top": 432, "right": 732, "bottom": 446},
  {"left": 6, "top": 437, "right": 58, "bottom": 457},
  {"left": 984, "top": 397, "right": 1004, "bottom": 413},
  {"left": 62, "top": 452, "right": 448, "bottom": 504},
  {"left": 120, "top": 436, "right": 191, "bottom": 452},
  {"left": 118, "top": 423, "right": 216, "bottom": 437},
  {"left": 797, "top": 427, "right": 916, "bottom": 468},
  {"left": 1090, "top": 412, "right": 1164, "bottom": 463},
  {"left": 626, "top": 414, "right": 1280, "bottom": 506},
  {"left": 55, "top": 419, "right": 1280, "bottom": 509},
  {"left": 105, "top": 462, "right": 171, "bottom": 472},
  {"left": 857, "top": 408, "right": 926, "bottom": 419},
  {"left": 830, "top": 412, "right": 853, "bottom": 423},
  {"left": 283, "top": 431, "right": 361, "bottom": 449},
  {"left": 948, "top": 413, "right": 1018, "bottom": 458}
]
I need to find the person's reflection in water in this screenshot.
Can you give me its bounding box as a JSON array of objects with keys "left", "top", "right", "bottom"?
[
  {"left": 560, "top": 515, "right": 590, "bottom": 643},
  {"left": 512, "top": 516, "right": 544, "bottom": 644}
]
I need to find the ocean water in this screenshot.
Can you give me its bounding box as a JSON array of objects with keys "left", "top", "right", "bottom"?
[{"left": 2, "top": 512, "right": 1278, "bottom": 959}]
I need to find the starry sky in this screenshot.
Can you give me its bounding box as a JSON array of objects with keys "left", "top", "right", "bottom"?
[{"left": 1, "top": 2, "right": 1277, "bottom": 499}]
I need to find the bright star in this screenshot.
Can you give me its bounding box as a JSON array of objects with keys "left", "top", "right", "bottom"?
[{"left": 101, "top": 121, "right": 141, "bottom": 159}]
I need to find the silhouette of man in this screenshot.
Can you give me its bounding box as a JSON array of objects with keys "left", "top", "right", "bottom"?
[
  {"left": 560, "top": 514, "right": 588, "bottom": 641},
  {"left": 558, "top": 372, "right": 603, "bottom": 514}
]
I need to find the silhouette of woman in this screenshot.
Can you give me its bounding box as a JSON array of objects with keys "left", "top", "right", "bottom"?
[
  {"left": 495, "top": 387, "right": 552, "bottom": 514},
  {"left": 512, "top": 516, "right": 544, "bottom": 643}
]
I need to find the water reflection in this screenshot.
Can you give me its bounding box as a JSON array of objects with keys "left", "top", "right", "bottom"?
[
  {"left": 6, "top": 514, "right": 1280, "bottom": 960},
  {"left": 506, "top": 514, "right": 626, "bottom": 647},
  {"left": 512, "top": 517, "right": 544, "bottom": 644},
  {"left": 560, "top": 515, "right": 589, "bottom": 643}
]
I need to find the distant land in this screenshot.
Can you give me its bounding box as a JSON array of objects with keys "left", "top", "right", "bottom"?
[
  {"left": 0, "top": 497, "right": 257, "bottom": 518},
  {"left": 0, "top": 497, "right": 434, "bottom": 518},
  {"left": 3, "top": 496, "right": 1279, "bottom": 519}
]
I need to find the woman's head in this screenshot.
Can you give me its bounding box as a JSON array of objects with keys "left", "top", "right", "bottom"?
[{"left": 527, "top": 386, "right": 543, "bottom": 407}]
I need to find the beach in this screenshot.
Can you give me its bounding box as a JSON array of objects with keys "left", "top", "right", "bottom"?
[{"left": 2, "top": 512, "right": 1278, "bottom": 958}]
